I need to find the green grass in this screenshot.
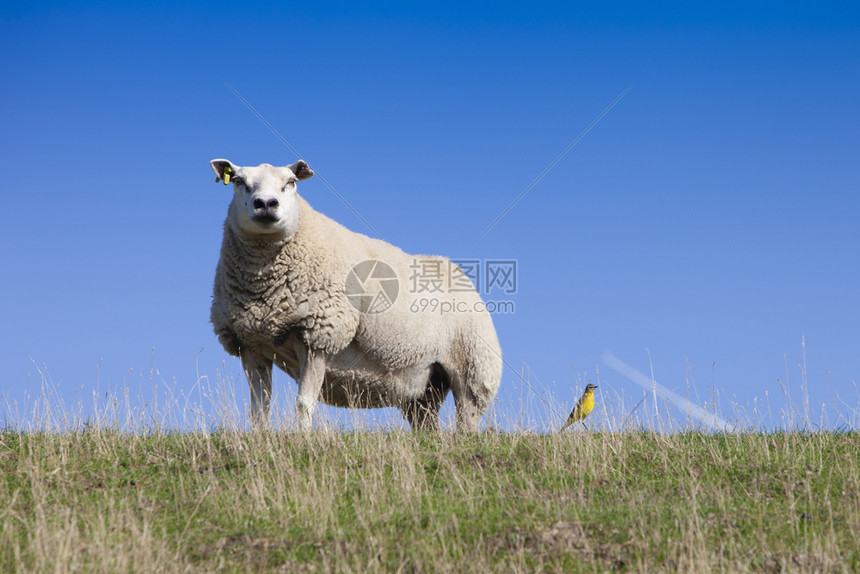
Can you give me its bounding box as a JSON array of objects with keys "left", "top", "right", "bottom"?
[{"left": 1, "top": 428, "right": 858, "bottom": 572}]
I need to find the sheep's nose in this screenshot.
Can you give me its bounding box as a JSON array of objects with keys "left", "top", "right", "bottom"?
[{"left": 253, "top": 198, "right": 279, "bottom": 211}]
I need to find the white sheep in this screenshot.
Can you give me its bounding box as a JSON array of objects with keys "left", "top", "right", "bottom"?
[{"left": 209, "top": 158, "right": 502, "bottom": 430}]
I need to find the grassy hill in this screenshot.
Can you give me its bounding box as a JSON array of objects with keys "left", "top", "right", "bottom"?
[{"left": 1, "top": 427, "right": 857, "bottom": 572}]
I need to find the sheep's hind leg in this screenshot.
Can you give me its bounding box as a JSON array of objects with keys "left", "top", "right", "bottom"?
[
  {"left": 450, "top": 333, "right": 502, "bottom": 432},
  {"left": 452, "top": 388, "right": 481, "bottom": 431},
  {"left": 403, "top": 395, "right": 443, "bottom": 431},
  {"left": 451, "top": 368, "right": 484, "bottom": 432},
  {"left": 402, "top": 363, "right": 449, "bottom": 431}
]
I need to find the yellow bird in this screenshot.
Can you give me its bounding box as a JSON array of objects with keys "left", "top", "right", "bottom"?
[{"left": 560, "top": 384, "right": 598, "bottom": 431}]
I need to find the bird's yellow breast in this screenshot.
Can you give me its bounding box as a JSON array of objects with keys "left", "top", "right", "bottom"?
[
  {"left": 569, "top": 390, "right": 595, "bottom": 422},
  {"left": 579, "top": 391, "right": 595, "bottom": 417}
]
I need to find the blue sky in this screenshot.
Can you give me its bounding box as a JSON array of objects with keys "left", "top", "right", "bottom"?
[{"left": 2, "top": 2, "right": 858, "bottom": 430}]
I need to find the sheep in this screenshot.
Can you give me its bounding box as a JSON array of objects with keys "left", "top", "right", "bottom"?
[{"left": 209, "top": 158, "right": 502, "bottom": 431}]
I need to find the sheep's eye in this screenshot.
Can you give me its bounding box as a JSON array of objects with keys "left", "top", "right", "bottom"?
[{"left": 284, "top": 179, "right": 296, "bottom": 190}]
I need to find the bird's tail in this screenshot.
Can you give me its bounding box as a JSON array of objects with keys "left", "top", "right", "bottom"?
[{"left": 559, "top": 419, "right": 573, "bottom": 433}]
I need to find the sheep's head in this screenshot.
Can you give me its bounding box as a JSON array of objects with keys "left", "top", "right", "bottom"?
[{"left": 210, "top": 159, "right": 314, "bottom": 238}]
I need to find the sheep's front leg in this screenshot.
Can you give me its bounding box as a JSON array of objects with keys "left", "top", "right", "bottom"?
[
  {"left": 241, "top": 350, "right": 273, "bottom": 425},
  {"left": 296, "top": 347, "right": 326, "bottom": 431}
]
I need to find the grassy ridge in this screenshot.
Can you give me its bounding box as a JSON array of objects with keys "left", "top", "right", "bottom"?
[{"left": 1, "top": 429, "right": 858, "bottom": 572}]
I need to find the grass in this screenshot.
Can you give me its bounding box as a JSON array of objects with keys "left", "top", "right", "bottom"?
[
  {"left": 2, "top": 360, "right": 858, "bottom": 572},
  {"left": 1, "top": 425, "right": 859, "bottom": 572}
]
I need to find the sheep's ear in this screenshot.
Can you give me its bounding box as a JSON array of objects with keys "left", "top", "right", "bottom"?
[
  {"left": 210, "top": 159, "right": 237, "bottom": 184},
  {"left": 289, "top": 160, "right": 314, "bottom": 181}
]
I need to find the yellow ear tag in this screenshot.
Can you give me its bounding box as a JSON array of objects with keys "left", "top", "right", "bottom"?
[{"left": 223, "top": 166, "right": 232, "bottom": 185}]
